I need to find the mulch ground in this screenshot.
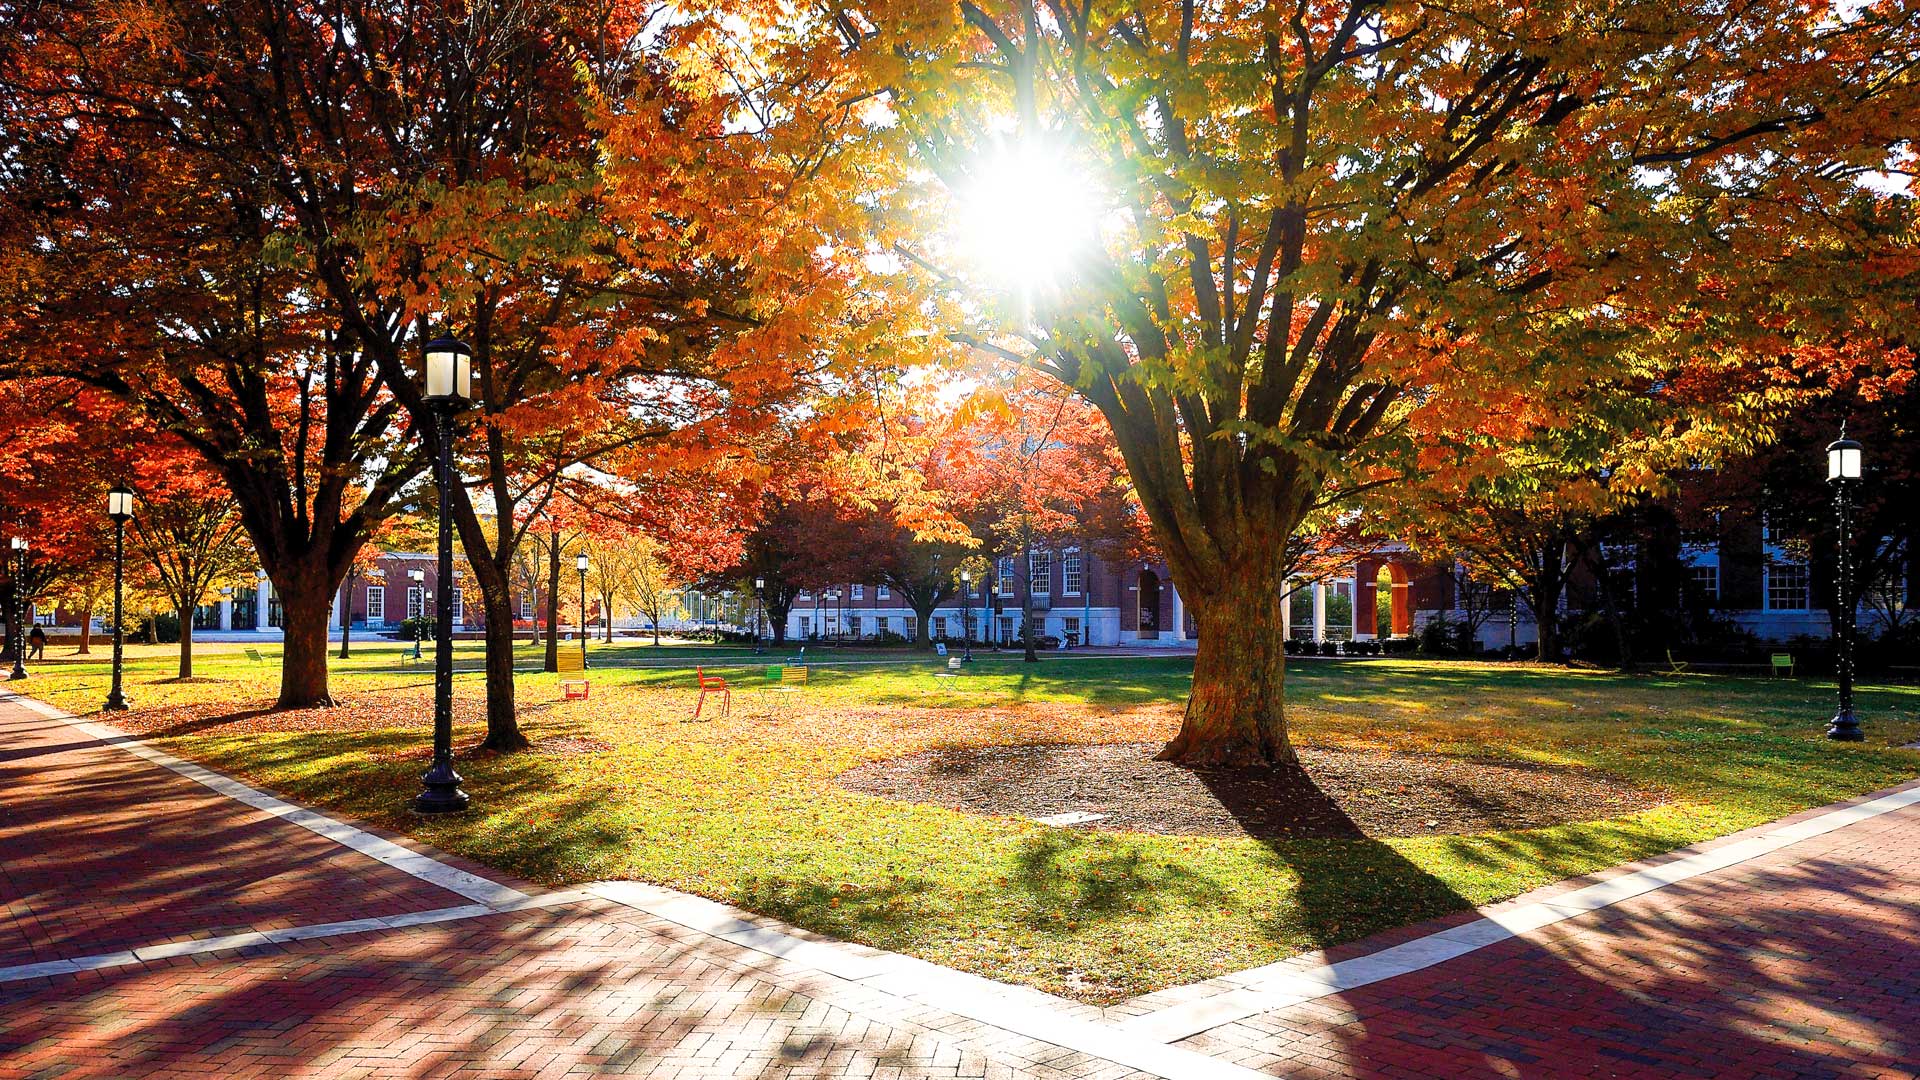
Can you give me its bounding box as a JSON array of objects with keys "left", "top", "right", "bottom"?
[{"left": 836, "top": 742, "right": 1666, "bottom": 839}]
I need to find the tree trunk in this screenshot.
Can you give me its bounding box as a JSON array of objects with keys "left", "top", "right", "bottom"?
[
  {"left": 275, "top": 573, "right": 335, "bottom": 708},
  {"left": 338, "top": 578, "right": 353, "bottom": 659},
  {"left": 1156, "top": 559, "right": 1294, "bottom": 767},
  {"left": 602, "top": 592, "right": 614, "bottom": 643},
  {"left": 177, "top": 604, "right": 194, "bottom": 678},
  {"left": 767, "top": 599, "right": 791, "bottom": 644},
  {"left": 76, "top": 601, "right": 93, "bottom": 655},
  {"left": 478, "top": 587, "right": 529, "bottom": 751},
  {"left": 913, "top": 601, "right": 937, "bottom": 648},
  {"left": 544, "top": 538, "right": 560, "bottom": 673},
  {"left": 1021, "top": 544, "right": 1039, "bottom": 663}
]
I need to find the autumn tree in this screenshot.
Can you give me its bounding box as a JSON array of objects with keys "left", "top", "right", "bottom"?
[
  {"left": 129, "top": 462, "right": 257, "bottom": 679},
  {"left": 703, "top": 0, "right": 1920, "bottom": 762}
]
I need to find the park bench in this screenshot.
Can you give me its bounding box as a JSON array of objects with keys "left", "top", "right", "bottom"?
[
  {"left": 556, "top": 650, "right": 589, "bottom": 699},
  {"left": 693, "top": 666, "right": 730, "bottom": 719},
  {"left": 1770, "top": 652, "right": 1796, "bottom": 677}
]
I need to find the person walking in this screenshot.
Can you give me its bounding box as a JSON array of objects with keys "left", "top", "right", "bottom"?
[{"left": 26, "top": 625, "right": 46, "bottom": 661}]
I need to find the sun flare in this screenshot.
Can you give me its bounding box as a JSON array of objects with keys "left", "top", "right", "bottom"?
[{"left": 954, "top": 141, "right": 1105, "bottom": 291}]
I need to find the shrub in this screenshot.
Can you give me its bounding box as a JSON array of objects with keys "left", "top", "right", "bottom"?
[{"left": 398, "top": 615, "right": 436, "bottom": 640}]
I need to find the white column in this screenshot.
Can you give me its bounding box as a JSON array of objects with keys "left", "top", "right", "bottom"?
[
  {"left": 1353, "top": 565, "right": 1371, "bottom": 640},
  {"left": 1281, "top": 579, "right": 1292, "bottom": 640},
  {"left": 1168, "top": 583, "right": 1186, "bottom": 642},
  {"left": 254, "top": 577, "right": 271, "bottom": 631},
  {"left": 218, "top": 598, "right": 232, "bottom": 631},
  {"left": 330, "top": 587, "right": 343, "bottom": 633},
  {"left": 1311, "top": 581, "right": 1327, "bottom": 643}
]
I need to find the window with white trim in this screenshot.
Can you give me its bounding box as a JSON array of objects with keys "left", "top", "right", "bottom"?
[
  {"left": 450, "top": 588, "right": 463, "bottom": 626},
  {"left": 876, "top": 584, "right": 889, "bottom": 600},
  {"left": 905, "top": 615, "right": 918, "bottom": 639},
  {"left": 519, "top": 595, "right": 533, "bottom": 619},
  {"left": 934, "top": 615, "right": 948, "bottom": 639},
  {"left": 851, "top": 584, "right": 864, "bottom": 600},
  {"left": 1062, "top": 551, "right": 1083, "bottom": 595},
  {"left": 407, "top": 586, "right": 424, "bottom": 620},
  {"left": 1063, "top": 615, "right": 1082, "bottom": 643},
  {"left": 1766, "top": 562, "right": 1810, "bottom": 611},
  {"left": 1029, "top": 551, "right": 1051, "bottom": 594},
  {"left": 997, "top": 557, "right": 1015, "bottom": 596},
  {"left": 1689, "top": 564, "right": 1720, "bottom": 605},
  {"left": 367, "top": 586, "right": 386, "bottom": 624}
]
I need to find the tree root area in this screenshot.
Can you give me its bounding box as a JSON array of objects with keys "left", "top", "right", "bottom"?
[{"left": 837, "top": 742, "right": 1664, "bottom": 839}]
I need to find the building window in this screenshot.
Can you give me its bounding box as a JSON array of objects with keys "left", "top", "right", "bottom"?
[
  {"left": 33, "top": 608, "right": 55, "bottom": 627},
  {"left": 367, "top": 586, "right": 386, "bottom": 624},
  {"left": 876, "top": 584, "right": 890, "bottom": 600},
  {"left": 934, "top": 615, "right": 948, "bottom": 639},
  {"left": 451, "top": 588, "right": 463, "bottom": 627},
  {"left": 407, "top": 586, "right": 425, "bottom": 620},
  {"left": 997, "top": 557, "right": 1015, "bottom": 596},
  {"left": 1689, "top": 565, "right": 1719, "bottom": 605},
  {"left": 876, "top": 616, "right": 890, "bottom": 635},
  {"left": 1029, "top": 551, "right": 1051, "bottom": 594},
  {"left": 999, "top": 615, "right": 1016, "bottom": 642},
  {"left": 851, "top": 584, "right": 864, "bottom": 600},
  {"left": 797, "top": 589, "right": 811, "bottom": 601},
  {"left": 519, "top": 595, "right": 533, "bottom": 619},
  {"left": 799, "top": 615, "right": 813, "bottom": 637},
  {"left": 1063, "top": 551, "right": 1083, "bottom": 595},
  {"left": 1766, "top": 562, "right": 1810, "bottom": 611},
  {"left": 848, "top": 615, "right": 863, "bottom": 638},
  {"left": 1063, "top": 615, "right": 1082, "bottom": 644},
  {"left": 905, "top": 615, "right": 918, "bottom": 639}
]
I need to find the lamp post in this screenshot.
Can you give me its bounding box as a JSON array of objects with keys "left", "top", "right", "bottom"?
[
  {"left": 753, "top": 577, "right": 766, "bottom": 653},
  {"left": 575, "top": 552, "right": 589, "bottom": 670},
  {"left": 413, "top": 336, "right": 473, "bottom": 814},
  {"left": 960, "top": 570, "right": 974, "bottom": 662},
  {"left": 338, "top": 565, "right": 358, "bottom": 659},
  {"left": 407, "top": 568, "right": 426, "bottom": 659},
  {"left": 9, "top": 537, "right": 29, "bottom": 680},
  {"left": 1825, "top": 430, "right": 1865, "bottom": 743},
  {"left": 104, "top": 486, "right": 135, "bottom": 709}
]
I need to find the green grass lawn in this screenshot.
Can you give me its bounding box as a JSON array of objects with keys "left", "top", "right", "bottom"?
[{"left": 13, "top": 638, "right": 1920, "bottom": 1003}]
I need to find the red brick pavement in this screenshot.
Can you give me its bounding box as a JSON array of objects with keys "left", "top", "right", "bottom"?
[
  {"left": 1175, "top": 798, "right": 1920, "bottom": 1079},
  {"left": 0, "top": 894, "right": 1155, "bottom": 1080},
  {"left": 0, "top": 703, "right": 469, "bottom": 966}
]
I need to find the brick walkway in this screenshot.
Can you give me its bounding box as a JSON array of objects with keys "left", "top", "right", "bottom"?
[{"left": 3, "top": 691, "right": 1917, "bottom": 1080}]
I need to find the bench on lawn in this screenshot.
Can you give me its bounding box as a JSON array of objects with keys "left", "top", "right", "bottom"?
[
  {"left": 244, "top": 648, "right": 269, "bottom": 664},
  {"left": 1770, "top": 652, "right": 1795, "bottom": 678}
]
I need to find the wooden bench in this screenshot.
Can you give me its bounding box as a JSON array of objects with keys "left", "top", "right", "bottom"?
[
  {"left": 694, "top": 666, "right": 730, "bottom": 719},
  {"left": 1770, "top": 652, "right": 1795, "bottom": 678}
]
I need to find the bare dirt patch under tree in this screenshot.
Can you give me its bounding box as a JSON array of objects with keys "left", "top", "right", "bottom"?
[{"left": 837, "top": 742, "right": 1666, "bottom": 839}]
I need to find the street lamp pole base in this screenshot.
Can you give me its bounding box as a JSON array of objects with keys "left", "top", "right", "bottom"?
[
  {"left": 102, "top": 693, "right": 130, "bottom": 712},
  {"left": 413, "top": 764, "right": 470, "bottom": 814},
  {"left": 8, "top": 666, "right": 26, "bottom": 681},
  {"left": 1826, "top": 709, "right": 1865, "bottom": 742}
]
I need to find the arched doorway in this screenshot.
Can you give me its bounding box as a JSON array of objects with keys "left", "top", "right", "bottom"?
[{"left": 1138, "top": 570, "right": 1161, "bottom": 639}]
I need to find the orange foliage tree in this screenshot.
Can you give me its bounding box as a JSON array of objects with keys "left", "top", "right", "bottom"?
[{"left": 708, "top": 0, "right": 1920, "bottom": 763}]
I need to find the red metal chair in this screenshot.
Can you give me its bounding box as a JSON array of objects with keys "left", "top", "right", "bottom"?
[{"left": 693, "top": 666, "right": 730, "bottom": 719}]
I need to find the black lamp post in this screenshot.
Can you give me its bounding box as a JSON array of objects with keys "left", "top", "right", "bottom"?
[
  {"left": 408, "top": 568, "right": 426, "bottom": 659},
  {"left": 413, "top": 336, "right": 473, "bottom": 814},
  {"left": 338, "top": 565, "right": 357, "bottom": 659},
  {"left": 960, "top": 570, "right": 974, "bottom": 662},
  {"left": 104, "top": 486, "right": 134, "bottom": 709},
  {"left": 1825, "top": 430, "right": 1865, "bottom": 743},
  {"left": 575, "top": 551, "right": 589, "bottom": 670},
  {"left": 753, "top": 577, "right": 765, "bottom": 653},
  {"left": 9, "top": 537, "right": 29, "bottom": 681}
]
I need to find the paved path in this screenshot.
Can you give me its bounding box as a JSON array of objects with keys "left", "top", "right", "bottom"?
[{"left": 2, "top": 691, "right": 1916, "bottom": 1080}]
